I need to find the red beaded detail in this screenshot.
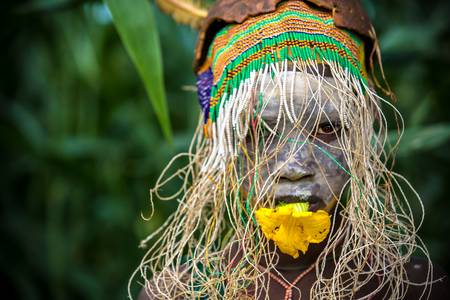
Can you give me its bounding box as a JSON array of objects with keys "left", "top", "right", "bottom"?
[{"left": 264, "top": 263, "right": 315, "bottom": 300}]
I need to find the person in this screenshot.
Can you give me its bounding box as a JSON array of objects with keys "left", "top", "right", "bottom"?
[{"left": 134, "top": 0, "right": 449, "bottom": 299}]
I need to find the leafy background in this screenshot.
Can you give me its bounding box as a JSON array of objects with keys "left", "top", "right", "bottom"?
[{"left": 1, "top": 0, "right": 449, "bottom": 299}]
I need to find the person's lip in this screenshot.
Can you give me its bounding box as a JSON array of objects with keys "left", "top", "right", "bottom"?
[{"left": 274, "top": 194, "right": 323, "bottom": 211}]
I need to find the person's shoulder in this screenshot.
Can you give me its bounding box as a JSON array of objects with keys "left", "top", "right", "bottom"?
[
  {"left": 136, "top": 264, "right": 191, "bottom": 300},
  {"left": 404, "top": 256, "right": 449, "bottom": 299},
  {"left": 137, "top": 285, "right": 153, "bottom": 300},
  {"left": 137, "top": 277, "right": 162, "bottom": 300}
]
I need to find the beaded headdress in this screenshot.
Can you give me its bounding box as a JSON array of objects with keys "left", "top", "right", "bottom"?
[{"left": 197, "top": 1, "right": 367, "bottom": 124}]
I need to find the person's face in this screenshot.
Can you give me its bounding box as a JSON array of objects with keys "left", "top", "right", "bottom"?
[{"left": 241, "top": 71, "right": 350, "bottom": 212}]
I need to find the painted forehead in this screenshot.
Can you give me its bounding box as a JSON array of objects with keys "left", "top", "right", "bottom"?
[{"left": 259, "top": 71, "right": 342, "bottom": 123}]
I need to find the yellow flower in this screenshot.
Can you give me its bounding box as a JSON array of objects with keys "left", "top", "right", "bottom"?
[{"left": 255, "top": 202, "right": 331, "bottom": 259}]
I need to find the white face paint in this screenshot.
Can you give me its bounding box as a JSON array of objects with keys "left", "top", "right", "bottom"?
[{"left": 242, "top": 71, "right": 350, "bottom": 211}]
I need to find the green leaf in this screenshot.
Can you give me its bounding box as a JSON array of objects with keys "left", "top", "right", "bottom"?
[
  {"left": 409, "top": 95, "right": 433, "bottom": 127},
  {"left": 389, "top": 123, "right": 450, "bottom": 156},
  {"left": 105, "top": 0, "right": 172, "bottom": 142}
]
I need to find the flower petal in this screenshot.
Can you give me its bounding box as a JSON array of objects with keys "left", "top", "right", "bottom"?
[
  {"left": 301, "top": 210, "right": 331, "bottom": 243},
  {"left": 255, "top": 203, "right": 331, "bottom": 258}
]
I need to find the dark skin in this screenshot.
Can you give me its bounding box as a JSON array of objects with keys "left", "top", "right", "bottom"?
[{"left": 138, "top": 73, "right": 449, "bottom": 299}]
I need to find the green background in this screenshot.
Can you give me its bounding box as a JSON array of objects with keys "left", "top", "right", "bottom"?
[{"left": 1, "top": 0, "right": 449, "bottom": 299}]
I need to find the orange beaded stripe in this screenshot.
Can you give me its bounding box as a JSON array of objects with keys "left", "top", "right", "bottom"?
[{"left": 209, "top": 2, "right": 363, "bottom": 84}]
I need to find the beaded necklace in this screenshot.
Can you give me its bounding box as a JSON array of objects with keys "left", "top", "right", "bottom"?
[{"left": 259, "top": 263, "right": 316, "bottom": 300}]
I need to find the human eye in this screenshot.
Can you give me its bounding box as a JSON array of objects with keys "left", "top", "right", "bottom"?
[{"left": 315, "top": 121, "right": 342, "bottom": 137}]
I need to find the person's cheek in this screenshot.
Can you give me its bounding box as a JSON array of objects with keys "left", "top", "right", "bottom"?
[
  {"left": 311, "top": 142, "right": 349, "bottom": 209},
  {"left": 317, "top": 137, "right": 348, "bottom": 175}
]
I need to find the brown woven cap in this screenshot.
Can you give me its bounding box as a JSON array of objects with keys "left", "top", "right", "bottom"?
[{"left": 194, "top": 0, "right": 376, "bottom": 73}]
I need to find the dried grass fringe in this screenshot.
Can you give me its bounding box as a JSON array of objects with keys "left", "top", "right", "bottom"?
[{"left": 129, "top": 58, "right": 433, "bottom": 300}]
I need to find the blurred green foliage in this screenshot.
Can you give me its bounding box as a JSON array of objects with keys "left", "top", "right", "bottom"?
[{"left": 1, "top": 0, "right": 449, "bottom": 299}]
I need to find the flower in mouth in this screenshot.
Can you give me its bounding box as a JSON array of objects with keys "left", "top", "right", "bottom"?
[{"left": 255, "top": 202, "right": 331, "bottom": 259}]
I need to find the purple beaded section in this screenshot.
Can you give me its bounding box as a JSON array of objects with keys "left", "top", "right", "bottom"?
[{"left": 196, "top": 68, "right": 213, "bottom": 123}]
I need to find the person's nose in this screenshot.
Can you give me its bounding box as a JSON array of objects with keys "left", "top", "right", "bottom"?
[{"left": 277, "top": 143, "right": 315, "bottom": 181}]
